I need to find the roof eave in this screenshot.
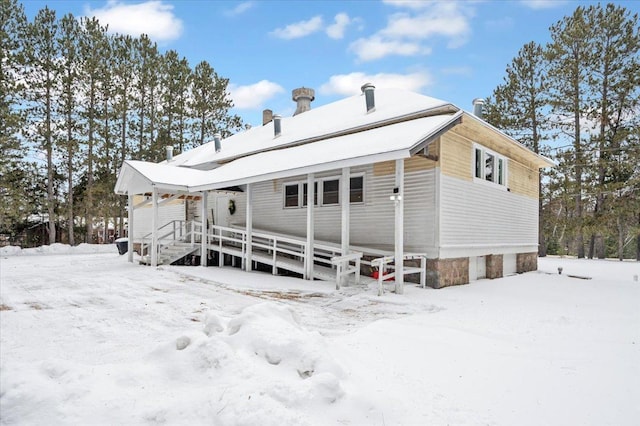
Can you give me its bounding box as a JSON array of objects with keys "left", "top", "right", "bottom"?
[{"left": 190, "top": 149, "right": 411, "bottom": 193}]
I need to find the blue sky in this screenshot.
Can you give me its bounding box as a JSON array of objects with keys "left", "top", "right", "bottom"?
[{"left": 21, "top": 0, "right": 640, "bottom": 127}]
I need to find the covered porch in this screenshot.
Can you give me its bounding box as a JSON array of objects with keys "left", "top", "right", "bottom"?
[
  {"left": 114, "top": 113, "right": 460, "bottom": 294},
  {"left": 119, "top": 162, "right": 423, "bottom": 295}
]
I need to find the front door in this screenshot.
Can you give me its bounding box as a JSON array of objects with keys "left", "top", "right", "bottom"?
[{"left": 214, "top": 195, "right": 231, "bottom": 228}]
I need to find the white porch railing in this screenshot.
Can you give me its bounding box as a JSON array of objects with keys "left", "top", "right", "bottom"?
[
  {"left": 137, "top": 222, "right": 428, "bottom": 294},
  {"left": 207, "top": 225, "right": 346, "bottom": 280},
  {"left": 139, "top": 220, "right": 201, "bottom": 262},
  {"left": 331, "top": 252, "right": 363, "bottom": 290},
  {"left": 372, "top": 253, "right": 427, "bottom": 296}
]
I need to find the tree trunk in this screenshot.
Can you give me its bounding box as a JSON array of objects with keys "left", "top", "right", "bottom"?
[
  {"left": 596, "top": 235, "right": 605, "bottom": 259},
  {"left": 637, "top": 213, "right": 640, "bottom": 261},
  {"left": 617, "top": 217, "right": 624, "bottom": 261},
  {"left": 45, "top": 69, "right": 56, "bottom": 244},
  {"left": 67, "top": 110, "right": 74, "bottom": 246},
  {"left": 538, "top": 180, "right": 546, "bottom": 257},
  {"left": 85, "top": 80, "right": 95, "bottom": 243}
]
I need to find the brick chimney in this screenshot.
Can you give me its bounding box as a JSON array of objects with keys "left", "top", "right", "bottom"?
[{"left": 262, "top": 109, "right": 273, "bottom": 126}]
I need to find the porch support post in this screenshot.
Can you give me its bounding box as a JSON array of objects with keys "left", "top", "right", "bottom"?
[
  {"left": 127, "top": 193, "right": 134, "bottom": 263},
  {"left": 151, "top": 187, "right": 159, "bottom": 267},
  {"left": 341, "top": 167, "right": 350, "bottom": 286},
  {"left": 395, "top": 159, "right": 404, "bottom": 294},
  {"left": 200, "top": 191, "right": 208, "bottom": 267},
  {"left": 246, "top": 183, "right": 253, "bottom": 272},
  {"left": 305, "top": 173, "right": 315, "bottom": 280}
]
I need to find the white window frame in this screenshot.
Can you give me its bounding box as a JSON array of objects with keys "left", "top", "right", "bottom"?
[
  {"left": 302, "top": 181, "right": 318, "bottom": 207},
  {"left": 283, "top": 173, "right": 365, "bottom": 209},
  {"left": 473, "top": 143, "right": 508, "bottom": 189}
]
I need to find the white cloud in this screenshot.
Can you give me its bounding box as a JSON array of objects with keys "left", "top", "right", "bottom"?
[
  {"left": 520, "top": 0, "right": 568, "bottom": 9},
  {"left": 348, "top": 1, "right": 473, "bottom": 61},
  {"left": 84, "top": 1, "right": 183, "bottom": 41},
  {"left": 319, "top": 71, "right": 433, "bottom": 96},
  {"left": 349, "top": 36, "right": 430, "bottom": 62},
  {"left": 225, "top": 1, "right": 255, "bottom": 16},
  {"left": 326, "top": 13, "right": 351, "bottom": 39},
  {"left": 229, "top": 80, "right": 285, "bottom": 109},
  {"left": 381, "top": 2, "right": 472, "bottom": 47},
  {"left": 270, "top": 16, "right": 324, "bottom": 40}
]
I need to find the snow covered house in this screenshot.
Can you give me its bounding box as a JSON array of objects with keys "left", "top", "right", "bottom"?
[{"left": 114, "top": 85, "right": 553, "bottom": 291}]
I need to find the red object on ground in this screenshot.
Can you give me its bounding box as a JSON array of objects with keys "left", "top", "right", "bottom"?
[{"left": 372, "top": 271, "right": 394, "bottom": 281}]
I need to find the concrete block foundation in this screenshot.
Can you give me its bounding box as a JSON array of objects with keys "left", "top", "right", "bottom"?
[
  {"left": 486, "top": 254, "right": 503, "bottom": 279},
  {"left": 517, "top": 252, "right": 537, "bottom": 273}
]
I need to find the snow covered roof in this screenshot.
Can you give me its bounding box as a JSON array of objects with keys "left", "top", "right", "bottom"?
[
  {"left": 169, "top": 89, "right": 455, "bottom": 168},
  {"left": 114, "top": 87, "right": 553, "bottom": 196},
  {"left": 115, "top": 111, "right": 462, "bottom": 194}
]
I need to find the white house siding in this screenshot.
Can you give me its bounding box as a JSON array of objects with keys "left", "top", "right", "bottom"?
[
  {"left": 439, "top": 174, "right": 538, "bottom": 259},
  {"left": 249, "top": 164, "right": 437, "bottom": 255},
  {"left": 133, "top": 201, "right": 186, "bottom": 240}
]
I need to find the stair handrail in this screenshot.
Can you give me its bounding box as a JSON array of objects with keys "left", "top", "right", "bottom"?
[
  {"left": 331, "top": 251, "right": 363, "bottom": 290},
  {"left": 372, "top": 253, "right": 427, "bottom": 296}
]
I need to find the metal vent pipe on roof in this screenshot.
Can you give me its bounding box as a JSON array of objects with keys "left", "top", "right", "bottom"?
[
  {"left": 273, "top": 114, "right": 282, "bottom": 138},
  {"left": 292, "top": 87, "right": 315, "bottom": 116},
  {"left": 262, "top": 109, "right": 273, "bottom": 126},
  {"left": 361, "top": 83, "right": 375, "bottom": 113},
  {"left": 214, "top": 133, "right": 222, "bottom": 152},
  {"left": 473, "top": 98, "right": 485, "bottom": 118},
  {"left": 166, "top": 146, "right": 173, "bottom": 161}
]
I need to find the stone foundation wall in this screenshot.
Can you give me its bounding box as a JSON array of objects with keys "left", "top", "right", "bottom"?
[
  {"left": 363, "top": 251, "right": 536, "bottom": 290},
  {"left": 426, "top": 257, "right": 469, "bottom": 289},
  {"left": 517, "top": 252, "right": 537, "bottom": 273},
  {"left": 486, "top": 254, "right": 503, "bottom": 279}
]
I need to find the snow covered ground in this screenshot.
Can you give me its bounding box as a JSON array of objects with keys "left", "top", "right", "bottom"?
[{"left": 1, "top": 245, "right": 638, "bottom": 425}]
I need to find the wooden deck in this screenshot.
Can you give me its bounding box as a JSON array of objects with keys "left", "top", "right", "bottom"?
[
  {"left": 137, "top": 221, "right": 427, "bottom": 291},
  {"left": 206, "top": 225, "right": 354, "bottom": 283}
]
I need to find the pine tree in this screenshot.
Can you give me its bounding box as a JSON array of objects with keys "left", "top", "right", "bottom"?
[
  {"left": 0, "top": 0, "right": 28, "bottom": 235},
  {"left": 57, "top": 13, "right": 81, "bottom": 245},
  {"left": 133, "top": 34, "right": 160, "bottom": 160},
  {"left": 485, "top": 41, "right": 550, "bottom": 255},
  {"left": 190, "top": 60, "right": 242, "bottom": 147},
  {"left": 111, "top": 34, "right": 136, "bottom": 233},
  {"left": 24, "top": 6, "right": 61, "bottom": 244},
  {"left": 584, "top": 4, "right": 640, "bottom": 259},
  {"left": 547, "top": 6, "right": 593, "bottom": 258},
  {"left": 78, "top": 17, "right": 111, "bottom": 243}
]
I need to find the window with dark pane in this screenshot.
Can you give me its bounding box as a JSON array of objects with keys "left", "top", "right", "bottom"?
[
  {"left": 350, "top": 176, "right": 364, "bottom": 203},
  {"left": 302, "top": 182, "right": 318, "bottom": 206},
  {"left": 284, "top": 184, "right": 299, "bottom": 207},
  {"left": 475, "top": 148, "right": 483, "bottom": 178},
  {"left": 322, "top": 179, "right": 339, "bottom": 205}
]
